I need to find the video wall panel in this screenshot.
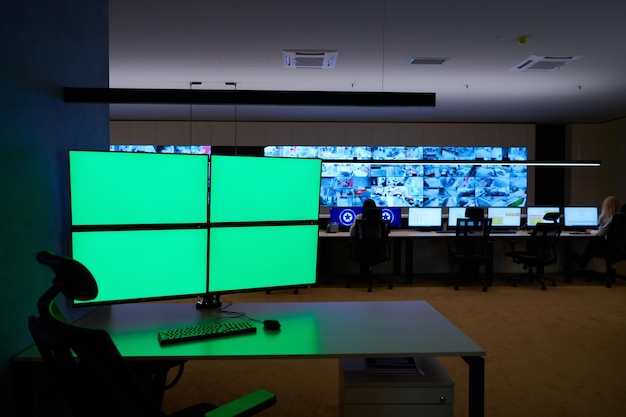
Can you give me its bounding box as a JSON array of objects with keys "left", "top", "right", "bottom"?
[{"left": 265, "top": 146, "right": 528, "bottom": 208}]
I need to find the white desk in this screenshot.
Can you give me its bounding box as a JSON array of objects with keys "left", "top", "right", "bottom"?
[
  {"left": 319, "top": 229, "right": 591, "bottom": 283},
  {"left": 17, "top": 300, "right": 486, "bottom": 416}
]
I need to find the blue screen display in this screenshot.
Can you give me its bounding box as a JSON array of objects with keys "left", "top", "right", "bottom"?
[{"left": 330, "top": 207, "right": 401, "bottom": 227}]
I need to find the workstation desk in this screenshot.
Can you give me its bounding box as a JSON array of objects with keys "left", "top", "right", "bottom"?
[
  {"left": 16, "top": 300, "right": 486, "bottom": 417},
  {"left": 319, "top": 229, "right": 591, "bottom": 284}
]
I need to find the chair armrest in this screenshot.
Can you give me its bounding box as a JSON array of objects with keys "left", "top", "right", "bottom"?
[{"left": 204, "top": 389, "right": 276, "bottom": 417}]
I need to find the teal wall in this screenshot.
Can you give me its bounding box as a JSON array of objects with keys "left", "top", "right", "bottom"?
[{"left": 0, "top": 1, "right": 109, "bottom": 414}]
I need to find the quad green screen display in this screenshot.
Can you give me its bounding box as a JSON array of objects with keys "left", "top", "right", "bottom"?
[{"left": 69, "top": 151, "right": 321, "bottom": 305}]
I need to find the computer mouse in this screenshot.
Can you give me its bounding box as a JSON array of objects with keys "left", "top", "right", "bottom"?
[{"left": 263, "top": 319, "right": 281, "bottom": 331}]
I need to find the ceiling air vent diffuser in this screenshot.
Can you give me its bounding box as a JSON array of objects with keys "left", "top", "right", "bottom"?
[
  {"left": 510, "top": 55, "right": 582, "bottom": 72},
  {"left": 409, "top": 57, "right": 449, "bottom": 65},
  {"left": 282, "top": 50, "right": 338, "bottom": 69}
]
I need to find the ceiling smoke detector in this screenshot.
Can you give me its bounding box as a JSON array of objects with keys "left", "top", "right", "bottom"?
[
  {"left": 510, "top": 54, "right": 582, "bottom": 72},
  {"left": 282, "top": 50, "right": 338, "bottom": 69}
]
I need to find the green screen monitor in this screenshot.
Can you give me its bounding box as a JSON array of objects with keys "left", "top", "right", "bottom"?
[
  {"left": 69, "top": 150, "right": 209, "bottom": 226},
  {"left": 208, "top": 225, "right": 319, "bottom": 293},
  {"left": 72, "top": 229, "right": 208, "bottom": 305},
  {"left": 209, "top": 155, "right": 322, "bottom": 223}
]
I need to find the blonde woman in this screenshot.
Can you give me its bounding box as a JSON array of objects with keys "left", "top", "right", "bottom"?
[{"left": 576, "top": 196, "right": 622, "bottom": 269}]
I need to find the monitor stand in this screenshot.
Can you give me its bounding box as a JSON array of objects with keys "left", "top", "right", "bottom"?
[{"left": 196, "top": 293, "right": 222, "bottom": 309}]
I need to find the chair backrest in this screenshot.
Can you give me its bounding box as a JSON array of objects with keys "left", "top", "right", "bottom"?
[
  {"left": 604, "top": 213, "right": 626, "bottom": 261},
  {"left": 453, "top": 218, "right": 492, "bottom": 260},
  {"left": 29, "top": 252, "right": 164, "bottom": 417},
  {"left": 526, "top": 222, "right": 562, "bottom": 264},
  {"left": 362, "top": 207, "right": 383, "bottom": 221},
  {"left": 464, "top": 207, "right": 485, "bottom": 222},
  {"left": 350, "top": 218, "right": 390, "bottom": 265}
]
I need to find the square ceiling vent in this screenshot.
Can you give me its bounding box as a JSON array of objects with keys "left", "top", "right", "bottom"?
[
  {"left": 409, "top": 57, "right": 449, "bottom": 65},
  {"left": 282, "top": 50, "right": 338, "bottom": 69},
  {"left": 510, "top": 54, "right": 582, "bottom": 71}
]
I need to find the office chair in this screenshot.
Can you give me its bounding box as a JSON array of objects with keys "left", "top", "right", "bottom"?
[
  {"left": 599, "top": 213, "right": 626, "bottom": 288},
  {"left": 464, "top": 206, "right": 485, "bottom": 222},
  {"left": 506, "top": 222, "right": 563, "bottom": 290},
  {"left": 28, "top": 251, "right": 276, "bottom": 417},
  {"left": 348, "top": 210, "right": 393, "bottom": 292},
  {"left": 447, "top": 217, "right": 493, "bottom": 292}
]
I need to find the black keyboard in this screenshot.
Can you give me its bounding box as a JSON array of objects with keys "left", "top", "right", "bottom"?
[
  {"left": 490, "top": 229, "right": 518, "bottom": 234},
  {"left": 158, "top": 321, "right": 257, "bottom": 346}
]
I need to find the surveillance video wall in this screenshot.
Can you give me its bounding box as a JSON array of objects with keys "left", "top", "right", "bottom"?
[{"left": 264, "top": 146, "right": 528, "bottom": 208}]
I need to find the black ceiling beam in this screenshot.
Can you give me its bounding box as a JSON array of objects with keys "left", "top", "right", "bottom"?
[{"left": 64, "top": 88, "right": 436, "bottom": 107}]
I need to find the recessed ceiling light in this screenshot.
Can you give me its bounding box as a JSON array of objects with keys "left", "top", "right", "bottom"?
[{"left": 409, "top": 57, "right": 449, "bottom": 65}]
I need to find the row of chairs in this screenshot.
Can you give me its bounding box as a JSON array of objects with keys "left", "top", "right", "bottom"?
[{"left": 347, "top": 210, "right": 626, "bottom": 292}]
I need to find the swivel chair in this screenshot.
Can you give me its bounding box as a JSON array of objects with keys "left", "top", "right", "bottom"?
[
  {"left": 447, "top": 217, "right": 493, "bottom": 292},
  {"left": 348, "top": 209, "right": 393, "bottom": 292},
  {"left": 464, "top": 206, "right": 485, "bottom": 222},
  {"left": 599, "top": 213, "right": 626, "bottom": 288},
  {"left": 506, "top": 221, "right": 562, "bottom": 290},
  {"left": 28, "top": 251, "right": 276, "bottom": 417}
]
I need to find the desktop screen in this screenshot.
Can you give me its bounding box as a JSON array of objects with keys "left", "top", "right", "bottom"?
[
  {"left": 69, "top": 150, "right": 209, "bottom": 305},
  {"left": 72, "top": 229, "right": 208, "bottom": 304},
  {"left": 208, "top": 225, "right": 319, "bottom": 293},
  {"left": 330, "top": 207, "right": 401, "bottom": 227},
  {"left": 526, "top": 206, "right": 560, "bottom": 227},
  {"left": 564, "top": 206, "right": 599, "bottom": 228},
  {"left": 209, "top": 155, "right": 321, "bottom": 223},
  {"left": 447, "top": 207, "right": 469, "bottom": 228},
  {"left": 69, "top": 150, "right": 209, "bottom": 226},
  {"left": 381, "top": 207, "right": 402, "bottom": 227},
  {"left": 487, "top": 207, "right": 522, "bottom": 227},
  {"left": 330, "top": 207, "right": 363, "bottom": 227},
  {"left": 408, "top": 207, "right": 442, "bottom": 228}
]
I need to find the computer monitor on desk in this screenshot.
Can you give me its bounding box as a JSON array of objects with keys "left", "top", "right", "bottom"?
[
  {"left": 408, "top": 207, "right": 442, "bottom": 230},
  {"left": 330, "top": 207, "right": 401, "bottom": 229},
  {"left": 526, "top": 206, "right": 561, "bottom": 227},
  {"left": 563, "top": 206, "right": 598, "bottom": 230},
  {"left": 487, "top": 207, "right": 522, "bottom": 230},
  {"left": 447, "top": 207, "right": 469, "bottom": 229}
]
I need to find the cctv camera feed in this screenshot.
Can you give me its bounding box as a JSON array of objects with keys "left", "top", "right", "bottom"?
[{"left": 265, "top": 146, "right": 528, "bottom": 208}]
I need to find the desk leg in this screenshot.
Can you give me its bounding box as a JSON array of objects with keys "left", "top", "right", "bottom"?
[
  {"left": 393, "top": 239, "right": 402, "bottom": 276},
  {"left": 487, "top": 241, "right": 494, "bottom": 287},
  {"left": 404, "top": 238, "right": 413, "bottom": 284},
  {"left": 317, "top": 238, "right": 332, "bottom": 284},
  {"left": 563, "top": 239, "right": 573, "bottom": 283},
  {"left": 462, "top": 355, "right": 485, "bottom": 417}
]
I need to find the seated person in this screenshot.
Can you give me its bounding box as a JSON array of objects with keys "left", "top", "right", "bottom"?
[
  {"left": 575, "top": 195, "right": 622, "bottom": 269},
  {"left": 349, "top": 199, "right": 381, "bottom": 237}
]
